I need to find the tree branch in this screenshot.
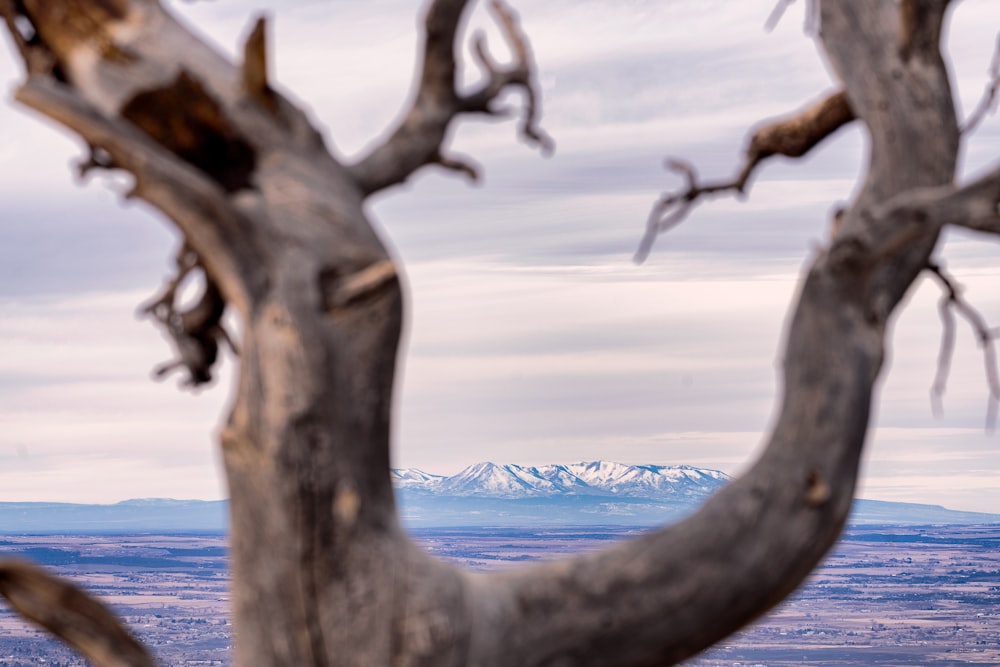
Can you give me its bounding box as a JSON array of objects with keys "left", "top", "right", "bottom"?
[
  {"left": 962, "top": 33, "right": 1000, "bottom": 134},
  {"left": 14, "top": 77, "right": 262, "bottom": 315},
  {"left": 870, "top": 162, "right": 1000, "bottom": 241},
  {"left": 0, "top": 560, "right": 158, "bottom": 667},
  {"left": 635, "top": 89, "right": 854, "bottom": 262},
  {"left": 764, "top": 0, "right": 819, "bottom": 34},
  {"left": 493, "top": 3, "right": 967, "bottom": 665},
  {"left": 348, "top": 0, "right": 552, "bottom": 196},
  {"left": 3, "top": 2, "right": 990, "bottom": 667},
  {"left": 926, "top": 263, "right": 1000, "bottom": 431},
  {"left": 811, "top": 163, "right": 999, "bottom": 274},
  {"left": 764, "top": 0, "right": 797, "bottom": 32},
  {"left": 139, "top": 245, "right": 236, "bottom": 388},
  {"left": 478, "top": 245, "right": 881, "bottom": 666}
]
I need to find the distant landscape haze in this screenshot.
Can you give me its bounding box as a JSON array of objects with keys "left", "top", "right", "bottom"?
[{"left": 1, "top": 462, "right": 997, "bottom": 533}]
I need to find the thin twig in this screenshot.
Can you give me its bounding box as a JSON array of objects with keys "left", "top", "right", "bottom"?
[
  {"left": 931, "top": 290, "right": 957, "bottom": 418},
  {"left": 926, "top": 262, "right": 1000, "bottom": 432},
  {"left": 764, "top": 0, "right": 796, "bottom": 32},
  {"left": 764, "top": 0, "right": 818, "bottom": 34},
  {"left": 464, "top": 0, "right": 554, "bottom": 154},
  {"left": 961, "top": 33, "right": 1000, "bottom": 134},
  {"left": 436, "top": 152, "right": 480, "bottom": 182},
  {"left": 635, "top": 160, "right": 747, "bottom": 263},
  {"left": 635, "top": 90, "right": 854, "bottom": 263},
  {"left": 348, "top": 0, "right": 551, "bottom": 195}
]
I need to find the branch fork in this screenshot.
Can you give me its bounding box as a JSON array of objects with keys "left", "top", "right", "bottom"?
[{"left": 348, "top": 0, "right": 552, "bottom": 195}]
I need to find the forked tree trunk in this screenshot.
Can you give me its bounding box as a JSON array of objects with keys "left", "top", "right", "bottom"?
[{"left": 2, "top": 1, "right": 999, "bottom": 666}]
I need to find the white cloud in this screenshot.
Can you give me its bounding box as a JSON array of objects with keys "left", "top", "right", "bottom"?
[
  {"left": 0, "top": 0, "right": 998, "bottom": 513},
  {"left": 0, "top": 291, "right": 231, "bottom": 502}
]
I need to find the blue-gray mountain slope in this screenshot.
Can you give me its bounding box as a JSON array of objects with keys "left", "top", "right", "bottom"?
[{"left": 0, "top": 462, "right": 996, "bottom": 532}]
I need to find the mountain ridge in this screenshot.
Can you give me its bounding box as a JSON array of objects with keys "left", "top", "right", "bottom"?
[
  {"left": 391, "top": 461, "right": 1000, "bottom": 528},
  {"left": 1, "top": 462, "right": 997, "bottom": 532},
  {"left": 391, "top": 460, "right": 730, "bottom": 499}
]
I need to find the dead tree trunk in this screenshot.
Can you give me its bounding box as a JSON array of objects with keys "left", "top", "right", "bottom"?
[{"left": 2, "top": 1, "right": 999, "bottom": 666}]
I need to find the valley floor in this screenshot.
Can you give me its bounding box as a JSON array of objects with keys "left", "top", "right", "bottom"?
[{"left": 0, "top": 525, "right": 997, "bottom": 666}]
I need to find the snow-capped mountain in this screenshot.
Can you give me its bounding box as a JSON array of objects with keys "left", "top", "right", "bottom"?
[
  {"left": 435, "top": 462, "right": 562, "bottom": 496},
  {"left": 390, "top": 468, "right": 445, "bottom": 489},
  {"left": 388, "top": 462, "right": 1000, "bottom": 528},
  {"left": 391, "top": 461, "right": 731, "bottom": 499}
]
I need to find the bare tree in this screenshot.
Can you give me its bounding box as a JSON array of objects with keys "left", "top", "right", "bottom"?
[{"left": 0, "top": 1, "right": 998, "bottom": 667}]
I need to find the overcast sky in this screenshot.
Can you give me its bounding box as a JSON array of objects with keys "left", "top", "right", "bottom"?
[{"left": 1, "top": 1, "right": 999, "bottom": 512}]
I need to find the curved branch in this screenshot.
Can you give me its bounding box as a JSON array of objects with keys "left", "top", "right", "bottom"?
[
  {"left": 461, "top": 0, "right": 553, "bottom": 151},
  {"left": 14, "top": 77, "right": 260, "bottom": 316},
  {"left": 867, "top": 161, "right": 1000, "bottom": 240},
  {"left": 475, "top": 244, "right": 880, "bottom": 667},
  {"left": 1, "top": 2, "right": 985, "bottom": 667},
  {"left": 764, "top": 0, "right": 797, "bottom": 32},
  {"left": 139, "top": 245, "right": 236, "bottom": 388},
  {"left": 635, "top": 90, "right": 854, "bottom": 262},
  {"left": 926, "top": 263, "right": 1000, "bottom": 430},
  {"left": 764, "top": 0, "right": 819, "bottom": 34},
  {"left": 348, "top": 0, "right": 551, "bottom": 196},
  {"left": 962, "top": 33, "right": 1000, "bottom": 134},
  {"left": 482, "top": 3, "right": 958, "bottom": 665},
  {"left": 0, "top": 559, "right": 158, "bottom": 667},
  {"left": 634, "top": 159, "right": 742, "bottom": 263}
]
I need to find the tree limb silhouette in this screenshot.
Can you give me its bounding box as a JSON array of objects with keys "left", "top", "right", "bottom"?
[
  {"left": 0, "top": 560, "right": 158, "bottom": 667},
  {"left": 636, "top": 89, "right": 853, "bottom": 262},
  {"left": 926, "top": 263, "right": 1000, "bottom": 431}
]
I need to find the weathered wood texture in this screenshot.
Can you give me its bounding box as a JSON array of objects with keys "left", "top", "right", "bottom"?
[{"left": 2, "top": 0, "right": 999, "bottom": 666}]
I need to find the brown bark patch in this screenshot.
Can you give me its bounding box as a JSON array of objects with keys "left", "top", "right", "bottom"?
[
  {"left": 748, "top": 91, "right": 854, "bottom": 161},
  {"left": 21, "top": 0, "right": 134, "bottom": 66},
  {"left": 122, "top": 70, "right": 257, "bottom": 192}
]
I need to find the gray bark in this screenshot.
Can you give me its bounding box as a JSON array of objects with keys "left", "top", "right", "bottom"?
[{"left": 1, "top": 1, "right": 998, "bottom": 666}]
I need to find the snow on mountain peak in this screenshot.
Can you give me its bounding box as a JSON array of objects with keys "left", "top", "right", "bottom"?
[
  {"left": 391, "top": 461, "right": 731, "bottom": 499},
  {"left": 391, "top": 468, "right": 444, "bottom": 488},
  {"left": 436, "top": 462, "right": 560, "bottom": 496}
]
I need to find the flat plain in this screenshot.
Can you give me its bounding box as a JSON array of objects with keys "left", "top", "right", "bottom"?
[{"left": 0, "top": 525, "right": 997, "bottom": 666}]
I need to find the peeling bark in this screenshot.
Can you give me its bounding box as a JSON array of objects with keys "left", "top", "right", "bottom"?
[{"left": 1, "top": 1, "right": 998, "bottom": 666}]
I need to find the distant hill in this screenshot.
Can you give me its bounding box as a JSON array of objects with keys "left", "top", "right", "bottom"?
[
  {"left": 0, "top": 462, "right": 997, "bottom": 533},
  {"left": 0, "top": 499, "right": 227, "bottom": 534}
]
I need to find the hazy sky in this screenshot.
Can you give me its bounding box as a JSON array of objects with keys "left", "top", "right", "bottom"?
[{"left": 1, "top": 1, "right": 999, "bottom": 511}]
